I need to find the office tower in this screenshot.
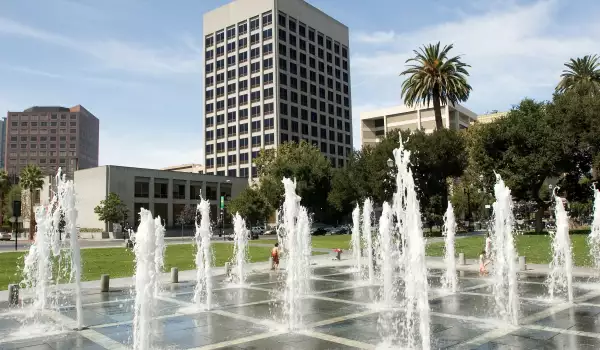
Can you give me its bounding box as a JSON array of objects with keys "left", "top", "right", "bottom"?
[
  {"left": 4, "top": 105, "right": 100, "bottom": 180},
  {"left": 203, "top": 0, "right": 352, "bottom": 179},
  {"left": 0, "top": 118, "right": 5, "bottom": 170}
]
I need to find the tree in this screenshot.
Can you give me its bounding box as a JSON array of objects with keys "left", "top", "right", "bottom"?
[
  {"left": 227, "top": 186, "right": 272, "bottom": 226},
  {"left": 400, "top": 42, "right": 472, "bottom": 130},
  {"left": 469, "top": 99, "right": 568, "bottom": 232},
  {"left": 0, "top": 170, "right": 9, "bottom": 226},
  {"left": 3, "top": 184, "right": 21, "bottom": 228},
  {"left": 176, "top": 204, "right": 196, "bottom": 226},
  {"left": 94, "top": 192, "right": 129, "bottom": 231},
  {"left": 20, "top": 165, "right": 44, "bottom": 240},
  {"left": 255, "top": 141, "right": 332, "bottom": 222},
  {"left": 556, "top": 54, "right": 600, "bottom": 95}
]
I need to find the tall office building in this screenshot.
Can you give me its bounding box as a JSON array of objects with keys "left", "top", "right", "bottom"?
[
  {"left": 0, "top": 118, "right": 6, "bottom": 170},
  {"left": 4, "top": 105, "right": 100, "bottom": 180},
  {"left": 203, "top": 0, "right": 353, "bottom": 178}
]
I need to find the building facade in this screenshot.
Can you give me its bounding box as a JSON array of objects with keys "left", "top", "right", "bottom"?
[
  {"left": 203, "top": 0, "right": 353, "bottom": 179},
  {"left": 4, "top": 105, "right": 99, "bottom": 179},
  {"left": 161, "top": 163, "right": 205, "bottom": 174},
  {"left": 37, "top": 165, "right": 248, "bottom": 234},
  {"left": 475, "top": 111, "right": 507, "bottom": 124},
  {"left": 0, "top": 118, "right": 5, "bottom": 170},
  {"left": 360, "top": 103, "right": 477, "bottom": 147}
]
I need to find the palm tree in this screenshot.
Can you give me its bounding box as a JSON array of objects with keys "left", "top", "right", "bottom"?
[
  {"left": 0, "top": 170, "right": 9, "bottom": 226},
  {"left": 556, "top": 54, "right": 600, "bottom": 95},
  {"left": 20, "top": 165, "right": 44, "bottom": 240},
  {"left": 400, "top": 42, "right": 472, "bottom": 130}
]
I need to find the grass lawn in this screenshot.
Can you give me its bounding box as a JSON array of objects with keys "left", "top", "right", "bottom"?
[
  {"left": 426, "top": 234, "right": 593, "bottom": 267},
  {"left": 0, "top": 243, "right": 325, "bottom": 291},
  {"left": 258, "top": 234, "right": 352, "bottom": 249}
]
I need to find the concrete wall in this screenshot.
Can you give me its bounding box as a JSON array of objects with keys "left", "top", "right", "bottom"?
[
  {"left": 276, "top": 0, "right": 349, "bottom": 43},
  {"left": 74, "top": 166, "right": 107, "bottom": 231}
]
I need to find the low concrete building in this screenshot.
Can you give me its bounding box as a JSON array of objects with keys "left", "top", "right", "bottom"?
[
  {"left": 37, "top": 165, "right": 248, "bottom": 237},
  {"left": 160, "top": 163, "right": 205, "bottom": 174},
  {"left": 475, "top": 111, "right": 508, "bottom": 124},
  {"left": 360, "top": 103, "right": 477, "bottom": 147}
]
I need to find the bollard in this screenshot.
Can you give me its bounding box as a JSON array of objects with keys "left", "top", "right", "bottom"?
[
  {"left": 269, "top": 257, "right": 273, "bottom": 270},
  {"left": 171, "top": 267, "right": 179, "bottom": 283},
  {"left": 8, "top": 284, "right": 19, "bottom": 306},
  {"left": 458, "top": 253, "right": 466, "bottom": 266},
  {"left": 225, "top": 262, "right": 232, "bottom": 277},
  {"left": 519, "top": 256, "right": 527, "bottom": 271},
  {"left": 100, "top": 274, "right": 110, "bottom": 292}
]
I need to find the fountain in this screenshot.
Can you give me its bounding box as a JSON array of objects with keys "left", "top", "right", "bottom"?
[
  {"left": 588, "top": 187, "right": 600, "bottom": 273},
  {"left": 441, "top": 202, "right": 458, "bottom": 293},
  {"left": 391, "top": 138, "right": 430, "bottom": 350},
  {"left": 154, "top": 216, "right": 166, "bottom": 297},
  {"left": 362, "top": 198, "right": 375, "bottom": 284},
  {"left": 351, "top": 205, "right": 362, "bottom": 275},
  {"left": 194, "top": 199, "right": 213, "bottom": 310},
  {"left": 490, "top": 173, "right": 520, "bottom": 325},
  {"left": 232, "top": 213, "right": 249, "bottom": 285},
  {"left": 20, "top": 169, "right": 84, "bottom": 329},
  {"left": 280, "top": 178, "right": 312, "bottom": 331},
  {"left": 548, "top": 192, "right": 574, "bottom": 302},
  {"left": 131, "top": 208, "right": 162, "bottom": 350}
]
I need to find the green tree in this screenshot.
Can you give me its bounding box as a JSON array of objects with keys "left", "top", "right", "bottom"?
[
  {"left": 0, "top": 170, "right": 10, "bottom": 226},
  {"left": 469, "top": 99, "right": 568, "bottom": 232},
  {"left": 255, "top": 141, "right": 332, "bottom": 222},
  {"left": 3, "top": 184, "right": 21, "bottom": 229},
  {"left": 400, "top": 42, "right": 472, "bottom": 130},
  {"left": 20, "top": 165, "right": 44, "bottom": 240},
  {"left": 94, "top": 192, "right": 129, "bottom": 231},
  {"left": 227, "top": 186, "right": 272, "bottom": 226},
  {"left": 556, "top": 54, "right": 600, "bottom": 95}
]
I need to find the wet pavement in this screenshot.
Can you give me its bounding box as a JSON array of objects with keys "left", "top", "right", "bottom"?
[{"left": 1, "top": 266, "right": 600, "bottom": 349}]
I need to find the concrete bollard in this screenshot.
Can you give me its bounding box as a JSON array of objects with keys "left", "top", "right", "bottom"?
[
  {"left": 8, "top": 284, "right": 19, "bottom": 306},
  {"left": 225, "top": 262, "right": 232, "bottom": 277},
  {"left": 171, "top": 267, "right": 179, "bottom": 283},
  {"left": 458, "top": 253, "right": 466, "bottom": 266},
  {"left": 100, "top": 274, "right": 110, "bottom": 292},
  {"left": 519, "top": 256, "right": 527, "bottom": 271}
]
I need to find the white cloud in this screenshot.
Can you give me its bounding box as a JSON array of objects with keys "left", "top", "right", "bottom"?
[
  {"left": 354, "top": 30, "right": 396, "bottom": 44},
  {"left": 99, "top": 129, "right": 204, "bottom": 169},
  {"left": 0, "top": 17, "right": 203, "bottom": 77},
  {"left": 350, "top": 0, "right": 600, "bottom": 113}
]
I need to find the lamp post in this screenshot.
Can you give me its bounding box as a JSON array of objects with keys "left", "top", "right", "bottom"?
[{"left": 464, "top": 187, "right": 472, "bottom": 231}]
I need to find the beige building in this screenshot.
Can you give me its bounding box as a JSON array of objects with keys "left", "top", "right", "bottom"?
[
  {"left": 161, "top": 163, "right": 205, "bottom": 174},
  {"left": 475, "top": 111, "right": 508, "bottom": 124},
  {"left": 4, "top": 105, "right": 99, "bottom": 180},
  {"left": 360, "top": 103, "right": 477, "bottom": 147},
  {"left": 203, "top": 0, "right": 353, "bottom": 179},
  {"left": 36, "top": 165, "right": 248, "bottom": 237}
]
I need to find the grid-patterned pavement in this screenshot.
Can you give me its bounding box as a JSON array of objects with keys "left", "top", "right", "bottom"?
[{"left": 2, "top": 266, "right": 600, "bottom": 349}]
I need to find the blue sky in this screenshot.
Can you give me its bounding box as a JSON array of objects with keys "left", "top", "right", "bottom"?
[{"left": 0, "top": 0, "right": 598, "bottom": 168}]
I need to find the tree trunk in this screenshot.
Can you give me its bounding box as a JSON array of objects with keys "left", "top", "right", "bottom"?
[
  {"left": 29, "top": 189, "right": 35, "bottom": 241},
  {"left": 534, "top": 202, "right": 546, "bottom": 233},
  {"left": 432, "top": 87, "right": 444, "bottom": 130}
]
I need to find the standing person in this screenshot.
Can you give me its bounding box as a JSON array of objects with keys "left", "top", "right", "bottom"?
[
  {"left": 485, "top": 232, "right": 492, "bottom": 258},
  {"left": 479, "top": 250, "right": 490, "bottom": 276},
  {"left": 271, "top": 242, "right": 280, "bottom": 270}
]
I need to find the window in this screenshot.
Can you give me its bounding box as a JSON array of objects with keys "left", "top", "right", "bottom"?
[
  {"left": 217, "top": 156, "right": 225, "bottom": 167},
  {"left": 279, "top": 43, "right": 287, "bottom": 56},
  {"left": 281, "top": 118, "right": 288, "bottom": 130},
  {"left": 206, "top": 89, "right": 214, "bottom": 100},
  {"left": 289, "top": 19, "right": 296, "bottom": 33},
  {"left": 250, "top": 16, "right": 260, "bottom": 31},
  {"left": 280, "top": 58, "right": 287, "bottom": 71},
  {"left": 279, "top": 29, "right": 286, "bottom": 42},
  {"left": 263, "top": 43, "right": 273, "bottom": 55},
  {"left": 240, "top": 124, "right": 249, "bottom": 136},
  {"left": 250, "top": 62, "right": 260, "bottom": 74},
  {"left": 278, "top": 13, "right": 286, "bottom": 27},
  {"left": 251, "top": 91, "right": 261, "bottom": 102},
  {"left": 239, "top": 94, "right": 248, "bottom": 105},
  {"left": 240, "top": 138, "right": 249, "bottom": 149},
  {"left": 265, "top": 133, "right": 275, "bottom": 145},
  {"left": 217, "top": 128, "right": 225, "bottom": 139},
  {"left": 239, "top": 37, "right": 248, "bottom": 49},
  {"left": 228, "top": 155, "right": 237, "bottom": 165},
  {"left": 227, "top": 26, "right": 236, "bottom": 40},
  {"left": 260, "top": 101, "right": 273, "bottom": 115},
  {"left": 135, "top": 181, "right": 149, "bottom": 198},
  {"left": 216, "top": 46, "right": 225, "bottom": 57},
  {"left": 238, "top": 22, "right": 248, "bottom": 35},
  {"left": 263, "top": 11, "right": 272, "bottom": 26},
  {"left": 240, "top": 109, "right": 249, "bottom": 120},
  {"left": 264, "top": 72, "right": 273, "bottom": 84},
  {"left": 228, "top": 139, "right": 237, "bottom": 149},
  {"left": 240, "top": 168, "right": 249, "bottom": 177},
  {"left": 205, "top": 50, "right": 214, "bottom": 60},
  {"left": 228, "top": 169, "right": 237, "bottom": 177},
  {"left": 263, "top": 28, "right": 272, "bottom": 40},
  {"left": 228, "top": 111, "right": 236, "bottom": 123},
  {"left": 264, "top": 87, "right": 274, "bottom": 100},
  {"left": 227, "top": 55, "right": 236, "bottom": 66},
  {"left": 239, "top": 65, "right": 248, "bottom": 77},
  {"left": 264, "top": 118, "right": 274, "bottom": 130},
  {"left": 206, "top": 116, "right": 214, "bottom": 127},
  {"left": 240, "top": 152, "right": 249, "bottom": 163},
  {"left": 252, "top": 120, "right": 261, "bottom": 132},
  {"left": 250, "top": 33, "right": 260, "bottom": 45},
  {"left": 205, "top": 63, "right": 214, "bottom": 73},
  {"left": 206, "top": 158, "right": 214, "bottom": 169},
  {"left": 251, "top": 76, "right": 260, "bottom": 88},
  {"left": 252, "top": 136, "right": 261, "bottom": 147},
  {"left": 227, "top": 96, "right": 236, "bottom": 107},
  {"left": 206, "top": 144, "right": 214, "bottom": 155},
  {"left": 217, "top": 142, "right": 225, "bottom": 153},
  {"left": 251, "top": 106, "right": 261, "bottom": 117},
  {"left": 263, "top": 57, "right": 273, "bottom": 69},
  {"left": 205, "top": 35, "right": 214, "bottom": 47},
  {"left": 250, "top": 47, "right": 260, "bottom": 59}
]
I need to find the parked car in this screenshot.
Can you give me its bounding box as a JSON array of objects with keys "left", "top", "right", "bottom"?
[
  {"left": 0, "top": 232, "right": 12, "bottom": 241},
  {"left": 251, "top": 226, "right": 264, "bottom": 235},
  {"left": 331, "top": 225, "right": 350, "bottom": 235},
  {"left": 310, "top": 223, "right": 330, "bottom": 236}
]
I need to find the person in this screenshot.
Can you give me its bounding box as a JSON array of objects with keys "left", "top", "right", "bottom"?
[
  {"left": 479, "top": 250, "right": 490, "bottom": 276},
  {"left": 485, "top": 232, "right": 492, "bottom": 258},
  {"left": 271, "top": 242, "right": 280, "bottom": 270}
]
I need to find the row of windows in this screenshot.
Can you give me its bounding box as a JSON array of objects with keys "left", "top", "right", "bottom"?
[
  {"left": 10, "top": 135, "right": 77, "bottom": 142},
  {"left": 206, "top": 97, "right": 275, "bottom": 114},
  {"left": 277, "top": 11, "right": 348, "bottom": 59},
  {"left": 11, "top": 121, "right": 77, "bottom": 127},
  {"left": 9, "top": 128, "right": 78, "bottom": 135},
  {"left": 8, "top": 158, "right": 71, "bottom": 165},
  {"left": 206, "top": 45, "right": 274, "bottom": 73},
  {"left": 205, "top": 133, "right": 276, "bottom": 155},
  {"left": 206, "top": 108, "right": 274, "bottom": 127},
  {"left": 278, "top": 30, "right": 349, "bottom": 72},
  {"left": 205, "top": 11, "right": 273, "bottom": 47},
  {"left": 10, "top": 113, "right": 77, "bottom": 120},
  {"left": 205, "top": 70, "right": 274, "bottom": 88},
  {"left": 9, "top": 143, "right": 77, "bottom": 149},
  {"left": 280, "top": 116, "right": 351, "bottom": 133},
  {"left": 206, "top": 28, "right": 274, "bottom": 60},
  {"left": 205, "top": 119, "right": 276, "bottom": 141},
  {"left": 279, "top": 54, "right": 348, "bottom": 83}
]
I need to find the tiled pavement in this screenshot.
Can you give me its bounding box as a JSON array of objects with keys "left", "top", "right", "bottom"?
[{"left": 2, "top": 266, "right": 600, "bottom": 349}]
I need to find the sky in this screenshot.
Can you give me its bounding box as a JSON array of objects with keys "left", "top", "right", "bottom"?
[{"left": 0, "top": 0, "right": 598, "bottom": 169}]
